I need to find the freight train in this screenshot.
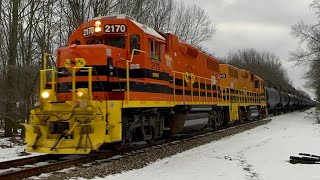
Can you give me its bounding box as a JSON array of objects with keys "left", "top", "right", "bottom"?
[
  {"left": 266, "top": 87, "right": 315, "bottom": 114},
  {"left": 23, "top": 15, "right": 315, "bottom": 154}
]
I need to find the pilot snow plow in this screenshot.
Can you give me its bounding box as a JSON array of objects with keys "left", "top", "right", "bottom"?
[
  {"left": 24, "top": 100, "right": 107, "bottom": 154},
  {"left": 23, "top": 54, "right": 122, "bottom": 154}
]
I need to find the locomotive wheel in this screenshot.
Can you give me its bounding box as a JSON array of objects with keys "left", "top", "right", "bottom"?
[
  {"left": 217, "top": 113, "right": 224, "bottom": 126},
  {"left": 208, "top": 110, "right": 218, "bottom": 129},
  {"left": 238, "top": 109, "right": 244, "bottom": 123},
  {"left": 125, "top": 128, "right": 133, "bottom": 143},
  {"left": 113, "top": 126, "right": 132, "bottom": 150},
  {"left": 146, "top": 127, "right": 156, "bottom": 143}
]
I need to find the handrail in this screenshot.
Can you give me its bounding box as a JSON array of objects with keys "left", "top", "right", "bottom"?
[
  {"left": 71, "top": 67, "right": 93, "bottom": 101},
  {"left": 182, "top": 72, "right": 185, "bottom": 102},
  {"left": 173, "top": 72, "right": 176, "bottom": 102},
  {"left": 39, "top": 68, "right": 56, "bottom": 97},
  {"left": 228, "top": 88, "right": 231, "bottom": 102},
  {"left": 198, "top": 77, "right": 200, "bottom": 101},
  {"left": 40, "top": 53, "right": 54, "bottom": 94},
  {"left": 205, "top": 79, "right": 207, "bottom": 102},
  {"left": 170, "top": 70, "right": 186, "bottom": 102},
  {"left": 171, "top": 69, "right": 221, "bottom": 104},
  {"left": 124, "top": 49, "right": 146, "bottom": 101}
]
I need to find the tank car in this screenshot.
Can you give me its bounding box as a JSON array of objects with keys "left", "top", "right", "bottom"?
[{"left": 266, "top": 86, "right": 314, "bottom": 114}]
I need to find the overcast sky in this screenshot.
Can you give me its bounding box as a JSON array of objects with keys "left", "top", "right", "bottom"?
[{"left": 184, "top": 0, "right": 317, "bottom": 98}]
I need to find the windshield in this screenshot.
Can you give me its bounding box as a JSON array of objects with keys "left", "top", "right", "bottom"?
[
  {"left": 84, "top": 35, "right": 125, "bottom": 49},
  {"left": 105, "top": 36, "right": 125, "bottom": 49}
]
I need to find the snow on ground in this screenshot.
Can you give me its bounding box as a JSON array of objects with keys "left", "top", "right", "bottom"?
[
  {"left": 0, "top": 134, "right": 44, "bottom": 162},
  {"left": 87, "top": 108, "right": 320, "bottom": 180},
  {"left": 0, "top": 137, "right": 26, "bottom": 159}
]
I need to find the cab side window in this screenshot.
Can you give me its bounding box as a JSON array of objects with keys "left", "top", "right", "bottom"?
[
  {"left": 150, "top": 40, "right": 160, "bottom": 60},
  {"left": 130, "top": 34, "right": 140, "bottom": 55},
  {"left": 255, "top": 80, "right": 260, "bottom": 88}
]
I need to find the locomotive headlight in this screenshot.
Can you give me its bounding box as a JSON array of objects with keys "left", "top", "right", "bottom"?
[
  {"left": 40, "top": 89, "right": 55, "bottom": 101},
  {"left": 77, "top": 90, "right": 84, "bottom": 97},
  {"left": 94, "top": 20, "right": 101, "bottom": 26},
  {"left": 76, "top": 88, "right": 88, "bottom": 100},
  {"left": 94, "top": 26, "right": 102, "bottom": 32},
  {"left": 94, "top": 20, "right": 102, "bottom": 33},
  {"left": 41, "top": 91, "right": 50, "bottom": 99}
]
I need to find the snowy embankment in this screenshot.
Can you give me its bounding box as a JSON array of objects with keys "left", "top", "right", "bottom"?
[
  {"left": 0, "top": 133, "right": 43, "bottom": 162},
  {"left": 93, "top": 108, "right": 320, "bottom": 180}
]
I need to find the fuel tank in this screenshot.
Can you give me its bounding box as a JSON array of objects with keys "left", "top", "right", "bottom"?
[
  {"left": 183, "top": 113, "right": 209, "bottom": 130},
  {"left": 183, "top": 106, "right": 211, "bottom": 131}
]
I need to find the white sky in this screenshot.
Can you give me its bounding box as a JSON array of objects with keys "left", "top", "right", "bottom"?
[{"left": 184, "top": 0, "right": 318, "bottom": 98}]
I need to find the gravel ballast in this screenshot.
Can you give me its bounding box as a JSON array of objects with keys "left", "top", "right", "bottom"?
[{"left": 37, "top": 119, "right": 271, "bottom": 180}]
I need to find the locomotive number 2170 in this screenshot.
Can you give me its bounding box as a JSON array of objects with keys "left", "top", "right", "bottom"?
[{"left": 104, "top": 24, "right": 127, "bottom": 33}]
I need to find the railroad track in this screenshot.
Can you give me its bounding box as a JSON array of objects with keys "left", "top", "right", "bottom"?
[
  {"left": 0, "top": 118, "right": 271, "bottom": 180},
  {"left": 0, "top": 154, "right": 61, "bottom": 170}
]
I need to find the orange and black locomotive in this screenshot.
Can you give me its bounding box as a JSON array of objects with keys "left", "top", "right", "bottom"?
[{"left": 23, "top": 15, "right": 311, "bottom": 154}]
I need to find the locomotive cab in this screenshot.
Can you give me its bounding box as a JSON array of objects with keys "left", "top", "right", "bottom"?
[{"left": 57, "top": 14, "right": 167, "bottom": 101}]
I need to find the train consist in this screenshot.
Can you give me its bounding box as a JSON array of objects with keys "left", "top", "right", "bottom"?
[
  {"left": 23, "top": 15, "right": 314, "bottom": 154},
  {"left": 266, "top": 87, "right": 315, "bottom": 115}
]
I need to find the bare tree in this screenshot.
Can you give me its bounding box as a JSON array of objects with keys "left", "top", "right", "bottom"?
[
  {"left": 168, "top": 2, "right": 216, "bottom": 46},
  {"left": 224, "top": 49, "right": 295, "bottom": 92},
  {"left": 4, "top": 0, "right": 19, "bottom": 137},
  {"left": 60, "top": 0, "right": 215, "bottom": 47},
  {"left": 291, "top": 0, "right": 320, "bottom": 99}
]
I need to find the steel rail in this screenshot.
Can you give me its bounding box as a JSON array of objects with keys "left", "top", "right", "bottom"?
[
  {"left": 0, "top": 154, "right": 63, "bottom": 170},
  {"left": 0, "top": 118, "right": 271, "bottom": 180}
]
